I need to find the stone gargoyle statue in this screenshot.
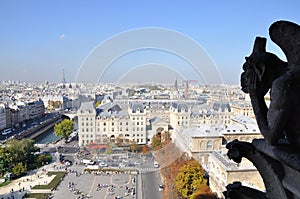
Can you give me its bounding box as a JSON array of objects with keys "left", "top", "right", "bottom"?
[{"left": 241, "top": 20, "right": 300, "bottom": 149}]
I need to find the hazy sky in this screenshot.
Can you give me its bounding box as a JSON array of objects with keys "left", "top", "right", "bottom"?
[{"left": 1, "top": 1, "right": 300, "bottom": 84}]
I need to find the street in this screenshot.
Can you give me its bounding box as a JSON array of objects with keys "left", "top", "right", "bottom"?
[{"left": 141, "top": 170, "right": 162, "bottom": 199}]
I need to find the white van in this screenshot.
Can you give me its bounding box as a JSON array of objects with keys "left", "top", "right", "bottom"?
[
  {"left": 153, "top": 161, "right": 159, "bottom": 168},
  {"left": 2, "top": 128, "right": 12, "bottom": 135},
  {"left": 82, "top": 159, "right": 95, "bottom": 165}
]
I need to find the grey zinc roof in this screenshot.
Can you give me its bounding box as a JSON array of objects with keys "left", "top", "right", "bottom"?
[
  {"left": 172, "top": 102, "right": 189, "bottom": 112},
  {"left": 131, "top": 103, "right": 144, "bottom": 113},
  {"left": 79, "top": 101, "right": 95, "bottom": 113},
  {"left": 212, "top": 101, "right": 231, "bottom": 112}
]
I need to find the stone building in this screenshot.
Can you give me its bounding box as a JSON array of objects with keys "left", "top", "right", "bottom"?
[
  {"left": 231, "top": 101, "right": 254, "bottom": 118},
  {"left": 171, "top": 126, "right": 223, "bottom": 167},
  {"left": 169, "top": 102, "right": 191, "bottom": 128},
  {"left": 209, "top": 151, "right": 264, "bottom": 198},
  {"left": 0, "top": 104, "right": 6, "bottom": 131},
  {"left": 77, "top": 101, "right": 147, "bottom": 146}
]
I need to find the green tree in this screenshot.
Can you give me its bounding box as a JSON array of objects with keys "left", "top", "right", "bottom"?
[
  {"left": 12, "top": 162, "right": 27, "bottom": 177},
  {"left": 5, "top": 139, "right": 37, "bottom": 166},
  {"left": 175, "top": 159, "right": 207, "bottom": 198},
  {"left": 95, "top": 101, "right": 102, "bottom": 107},
  {"left": 151, "top": 135, "right": 162, "bottom": 150},
  {"left": 54, "top": 119, "right": 74, "bottom": 141},
  {"left": 36, "top": 154, "right": 52, "bottom": 165}
]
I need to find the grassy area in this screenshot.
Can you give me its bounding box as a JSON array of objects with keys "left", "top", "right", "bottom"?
[
  {"left": 25, "top": 193, "right": 51, "bottom": 199},
  {"left": 0, "top": 181, "right": 11, "bottom": 187},
  {"left": 33, "top": 171, "right": 66, "bottom": 190}
]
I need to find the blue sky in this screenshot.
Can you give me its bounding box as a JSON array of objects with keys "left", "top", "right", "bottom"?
[{"left": 1, "top": 0, "right": 300, "bottom": 84}]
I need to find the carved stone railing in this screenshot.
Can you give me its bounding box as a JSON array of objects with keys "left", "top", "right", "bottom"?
[{"left": 224, "top": 139, "right": 300, "bottom": 199}]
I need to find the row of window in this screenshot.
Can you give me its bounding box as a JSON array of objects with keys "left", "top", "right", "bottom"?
[
  {"left": 82, "top": 121, "right": 145, "bottom": 127},
  {"left": 80, "top": 133, "right": 145, "bottom": 138},
  {"left": 80, "top": 138, "right": 144, "bottom": 145},
  {"left": 82, "top": 126, "right": 145, "bottom": 133}
]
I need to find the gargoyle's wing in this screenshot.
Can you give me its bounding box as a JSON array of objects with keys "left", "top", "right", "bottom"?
[{"left": 269, "top": 20, "right": 300, "bottom": 67}]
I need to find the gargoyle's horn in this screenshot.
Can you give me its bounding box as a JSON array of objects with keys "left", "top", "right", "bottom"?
[{"left": 252, "top": 37, "right": 267, "bottom": 55}]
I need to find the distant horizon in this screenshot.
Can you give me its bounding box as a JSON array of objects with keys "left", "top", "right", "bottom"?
[{"left": 1, "top": 1, "right": 299, "bottom": 84}]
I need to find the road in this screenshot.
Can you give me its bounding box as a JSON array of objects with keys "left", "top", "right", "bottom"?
[{"left": 141, "top": 170, "right": 162, "bottom": 199}]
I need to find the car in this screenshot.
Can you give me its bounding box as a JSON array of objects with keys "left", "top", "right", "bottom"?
[
  {"left": 158, "top": 184, "right": 163, "bottom": 191},
  {"left": 134, "top": 161, "right": 142, "bottom": 165},
  {"left": 119, "top": 163, "right": 126, "bottom": 168},
  {"left": 2, "top": 128, "right": 12, "bottom": 135},
  {"left": 99, "top": 162, "right": 108, "bottom": 167},
  {"left": 64, "top": 160, "right": 72, "bottom": 166}
]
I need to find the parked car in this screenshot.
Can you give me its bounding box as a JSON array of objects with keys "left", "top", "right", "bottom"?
[
  {"left": 158, "top": 184, "right": 163, "bottom": 191},
  {"left": 64, "top": 160, "right": 72, "bottom": 166}
]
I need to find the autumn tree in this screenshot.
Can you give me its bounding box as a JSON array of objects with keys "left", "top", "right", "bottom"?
[
  {"left": 141, "top": 145, "right": 150, "bottom": 154},
  {"left": 54, "top": 119, "right": 74, "bottom": 141},
  {"left": 175, "top": 159, "right": 207, "bottom": 198},
  {"left": 129, "top": 141, "right": 139, "bottom": 152}
]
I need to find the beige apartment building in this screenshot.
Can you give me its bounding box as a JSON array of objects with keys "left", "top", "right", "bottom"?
[{"left": 78, "top": 101, "right": 147, "bottom": 146}]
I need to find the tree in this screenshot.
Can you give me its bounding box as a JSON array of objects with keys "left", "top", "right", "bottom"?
[
  {"left": 129, "top": 141, "right": 139, "bottom": 152},
  {"left": 54, "top": 119, "right": 74, "bottom": 141},
  {"left": 175, "top": 159, "right": 207, "bottom": 198},
  {"left": 12, "top": 163, "right": 27, "bottom": 177},
  {"left": 5, "top": 139, "right": 37, "bottom": 166},
  {"left": 95, "top": 101, "right": 102, "bottom": 107},
  {"left": 151, "top": 135, "right": 162, "bottom": 150},
  {"left": 141, "top": 145, "right": 150, "bottom": 154}
]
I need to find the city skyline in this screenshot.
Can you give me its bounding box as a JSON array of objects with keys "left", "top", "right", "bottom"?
[{"left": 1, "top": 1, "right": 300, "bottom": 84}]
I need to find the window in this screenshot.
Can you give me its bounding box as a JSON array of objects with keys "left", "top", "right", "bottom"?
[
  {"left": 141, "top": 122, "right": 143, "bottom": 125},
  {"left": 137, "top": 122, "right": 139, "bottom": 125},
  {"left": 112, "top": 122, "right": 114, "bottom": 126},
  {"left": 112, "top": 128, "right": 114, "bottom": 132},
  {"left": 137, "top": 127, "right": 139, "bottom": 131},
  {"left": 82, "top": 122, "right": 84, "bottom": 126},
  {"left": 137, "top": 117, "right": 139, "bottom": 120},
  {"left": 141, "top": 127, "right": 143, "bottom": 131},
  {"left": 126, "top": 122, "right": 128, "bottom": 125},
  {"left": 104, "top": 122, "right": 106, "bottom": 126},
  {"left": 133, "top": 127, "right": 135, "bottom": 131},
  {"left": 126, "top": 128, "right": 128, "bottom": 131},
  {"left": 133, "top": 117, "right": 135, "bottom": 120},
  {"left": 133, "top": 122, "right": 135, "bottom": 125},
  {"left": 120, "top": 122, "right": 122, "bottom": 125},
  {"left": 103, "top": 128, "right": 106, "bottom": 132},
  {"left": 120, "top": 128, "right": 122, "bottom": 131},
  {"left": 86, "top": 118, "right": 88, "bottom": 121},
  {"left": 86, "top": 128, "right": 89, "bottom": 132},
  {"left": 207, "top": 141, "right": 213, "bottom": 150}
]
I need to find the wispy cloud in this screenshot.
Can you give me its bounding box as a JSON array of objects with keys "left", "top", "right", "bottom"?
[{"left": 59, "top": 34, "right": 65, "bottom": 39}]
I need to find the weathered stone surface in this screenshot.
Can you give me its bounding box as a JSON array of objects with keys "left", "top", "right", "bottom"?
[{"left": 225, "top": 20, "right": 300, "bottom": 199}]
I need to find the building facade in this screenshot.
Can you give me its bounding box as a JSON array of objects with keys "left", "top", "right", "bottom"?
[{"left": 78, "top": 102, "right": 147, "bottom": 147}]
